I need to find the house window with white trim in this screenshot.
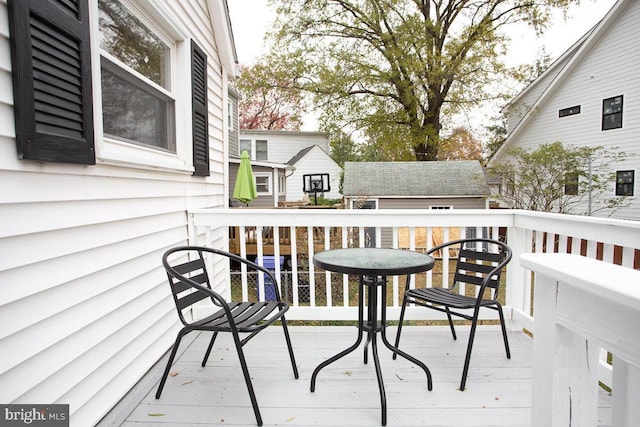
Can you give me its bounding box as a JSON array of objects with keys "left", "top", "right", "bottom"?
[
  {"left": 98, "top": 0, "right": 176, "bottom": 151},
  {"left": 239, "top": 139, "right": 251, "bottom": 157},
  {"left": 255, "top": 173, "right": 272, "bottom": 194},
  {"left": 256, "top": 140, "right": 268, "bottom": 161},
  {"left": 278, "top": 172, "right": 286, "bottom": 195}
]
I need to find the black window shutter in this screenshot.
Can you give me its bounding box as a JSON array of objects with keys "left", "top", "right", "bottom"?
[
  {"left": 191, "top": 40, "right": 209, "bottom": 176},
  {"left": 8, "top": 0, "right": 95, "bottom": 164}
]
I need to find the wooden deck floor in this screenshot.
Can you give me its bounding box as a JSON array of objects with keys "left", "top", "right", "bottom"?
[{"left": 122, "top": 326, "right": 612, "bottom": 427}]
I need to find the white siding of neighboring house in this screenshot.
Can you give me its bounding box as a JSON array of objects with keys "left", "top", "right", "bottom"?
[
  {"left": 239, "top": 130, "right": 329, "bottom": 164},
  {"left": 0, "top": 2, "right": 232, "bottom": 426},
  {"left": 287, "top": 146, "right": 343, "bottom": 202},
  {"left": 503, "top": 37, "right": 587, "bottom": 134},
  {"left": 492, "top": 0, "right": 640, "bottom": 220}
]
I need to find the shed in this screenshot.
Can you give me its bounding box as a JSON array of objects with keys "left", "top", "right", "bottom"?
[
  {"left": 343, "top": 160, "right": 490, "bottom": 248},
  {"left": 343, "top": 161, "right": 490, "bottom": 209}
]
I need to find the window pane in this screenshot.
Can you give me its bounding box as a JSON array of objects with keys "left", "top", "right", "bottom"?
[
  {"left": 602, "top": 95, "right": 623, "bottom": 131},
  {"left": 239, "top": 139, "right": 251, "bottom": 157},
  {"left": 256, "top": 140, "right": 268, "bottom": 161},
  {"left": 616, "top": 170, "right": 634, "bottom": 196},
  {"left": 101, "top": 64, "right": 175, "bottom": 151},
  {"left": 256, "top": 176, "right": 270, "bottom": 193},
  {"left": 98, "top": 0, "right": 169, "bottom": 88}
]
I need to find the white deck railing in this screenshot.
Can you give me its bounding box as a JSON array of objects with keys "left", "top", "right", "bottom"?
[
  {"left": 521, "top": 253, "right": 640, "bottom": 427},
  {"left": 188, "top": 208, "right": 640, "bottom": 390}
]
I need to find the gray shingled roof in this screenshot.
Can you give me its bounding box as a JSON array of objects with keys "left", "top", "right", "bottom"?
[{"left": 343, "top": 161, "right": 489, "bottom": 197}]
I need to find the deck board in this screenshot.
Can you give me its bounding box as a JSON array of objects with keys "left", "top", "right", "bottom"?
[{"left": 122, "top": 326, "right": 611, "bottom": 426}]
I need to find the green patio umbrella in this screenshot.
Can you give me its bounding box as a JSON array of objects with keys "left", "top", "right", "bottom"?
[{"left": 233, "top": 150, "right": 257, "bottom": 206}]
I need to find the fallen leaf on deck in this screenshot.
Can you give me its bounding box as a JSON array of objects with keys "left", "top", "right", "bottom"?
[
  {"left": 169, "top": 371, "right": 179, "bottom": 377},
  {"left": 148, "top": 413, "right": 165, "bottom": 417},
  {"left": 182, "top": 380, "right": 193, "bottom": 385},
  {"left": 287, "top": 416, "right": 296, "bottom": 422}
]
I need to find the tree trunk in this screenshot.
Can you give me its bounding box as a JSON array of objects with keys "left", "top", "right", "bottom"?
[{"left": 411, "top": 112, "right": 440, "bottom": 161}]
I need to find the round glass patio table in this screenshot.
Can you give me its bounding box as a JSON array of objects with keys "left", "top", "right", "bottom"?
[{"left": 310, "top": 247, "right": 435, "bottom": 426}]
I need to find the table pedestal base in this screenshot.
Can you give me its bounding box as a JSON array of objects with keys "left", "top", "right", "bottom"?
[{"left": 310, "top": 275, "right": 432, "bottom": 426}]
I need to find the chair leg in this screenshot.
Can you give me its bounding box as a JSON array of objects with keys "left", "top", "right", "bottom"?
[
  {"left": 231, "top": 331, "right": 263, "bottom": 426},
  {"left": 445, "top": 306, "right": 457, "bottom": 340},
  {"left": 497, "top": 304, "right": 511, "bottom": 359},
  {"left": 459, "top": 316, "right": 479, "bottom": 391},
  {"left": 392, "top": 297, "right": 409, "bottom": 360},
  {"left": 280, "top": 316, "right": 299, "bottom": 379},
  {"left": 201, "top": 331, "right": 218, "bottom": 367},
  {"left": 156, "top": 329, "right": 187, "bottom": 399}
]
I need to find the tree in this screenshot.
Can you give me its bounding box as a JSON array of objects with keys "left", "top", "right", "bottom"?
[
  {"left": 235, "top": 60, "right": 306, "bottom": 130},
  {"left": 484, "top": 116, "right": 508, "bottom": 160},
  {"left": 487, "top": 142, "right": 628, "bottom": 215},
  {"left": 438, "top": 127, "right": 483, "bottom": 161},
  {"left": 268, "top": 0, "right": 577, "bottom": 160}
]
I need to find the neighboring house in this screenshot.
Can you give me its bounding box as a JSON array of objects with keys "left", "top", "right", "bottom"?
[
  {"left": 343, "top": 161, "right": 490, "bottom": 247},
  {"left": 229, "top": 156, "right": 289, "bottom": 207},
  {"left": 0, "top": 1, "right": 237, "bottom": 425},
  {"left": 238, "top": 130, "right": 342, "bottom": 202},
  {"left": 228, "top": 88, "right": 288, "bottom": 207},
  {"left": 286, "top": 145, "right": 342, "bottom": 202},
  {"left": 489, "top": 0, "right": 640, "bottom": 220}
]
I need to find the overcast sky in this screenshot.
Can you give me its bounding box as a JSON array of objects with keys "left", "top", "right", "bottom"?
[{"left": 227, "top": 0, "right": 618, "bottom": 132}]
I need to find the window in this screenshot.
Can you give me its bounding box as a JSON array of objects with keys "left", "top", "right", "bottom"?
[
  {"left": 559, "top": 105, "right": 580, "bottom": 118},
  {"left": 352, "top": 200, "right": 377, "bottom": 209},
  {"left": 616, "top": 170, "right": 634, "bottom": 196},
  {"left": 564, "top": 172, "right": 579, "bottom": 195},
  {"left": 98, "top": 0, "right": 176, "bottom": 151},
  {"left": 602, "top": 95, "right": 623, "bottom": 130},
  {"left": 239, "top": 139, "right": 252, "bottom": 157},
  {"left": 228, "top": 99, "right": 234, "bottom": 131},
  {"left": 279, "top": 172, "right": 286, "bottom": 195},
  {"left": 255, "top": 173, "right": 272, "bottom": 194},
  {"left": 256, "top": 140, "right": 268, "bottom": 161}
]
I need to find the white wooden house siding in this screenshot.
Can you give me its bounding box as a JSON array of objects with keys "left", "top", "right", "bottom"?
[
  {"left": 503, "top": 33, "right": 590, "bottom": 134},
  {"left": 492, "top": 0, "right": 640, "bottom": 220},
  {"left": 239, "top": 130, "right": 329, "bottom": 164},
  {"left": 287, "top": 145, "right": 342, "bottom": 202},
  {"left": 0, "top": 1, "right": 234, "bottom": 426}
]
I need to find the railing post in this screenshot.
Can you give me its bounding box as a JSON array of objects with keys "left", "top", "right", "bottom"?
[
  {"left": 522, "top": 253, "right": 640, "bottom": 427},
  {"left": 506, "top": 223, "right": 530, "bottom": 330},
  {"left": 529, "top": 271, "right": 599, "bottom": 427}
]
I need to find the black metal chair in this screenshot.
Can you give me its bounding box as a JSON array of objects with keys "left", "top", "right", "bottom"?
[
  {"left": 393, "top": 238, "right": 512, "bottom": 391},
  {"left": 155, "top": 246, "right": 299, "bottom": 426}
]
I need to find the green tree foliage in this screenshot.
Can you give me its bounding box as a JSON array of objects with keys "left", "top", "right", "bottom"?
[
  {"left": 268, "top": 0, "right": 577, "bottom": 160},
  {"left": 488, "top": 142, "right": 629, "bottom": 215}
]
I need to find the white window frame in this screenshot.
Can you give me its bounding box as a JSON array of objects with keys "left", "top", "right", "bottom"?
[
  {"left": 239, "top": 139, "right": 252, "bottom": 158},
  {"left": 255, "top": 172, "right": 272, "bottom": 195},
  {"left": 278, "top": 171, "right": 286, "bottom": 196},
  {"left": 91, "top": 0, "right": 192, "bottom": 173},
  {"left": 239, "top": 138, "right": 270, "bottom": 161}
]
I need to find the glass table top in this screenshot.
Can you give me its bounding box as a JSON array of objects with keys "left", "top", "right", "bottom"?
[{"left": 313, "top": 247, "right": 434, "bottom": 276}]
